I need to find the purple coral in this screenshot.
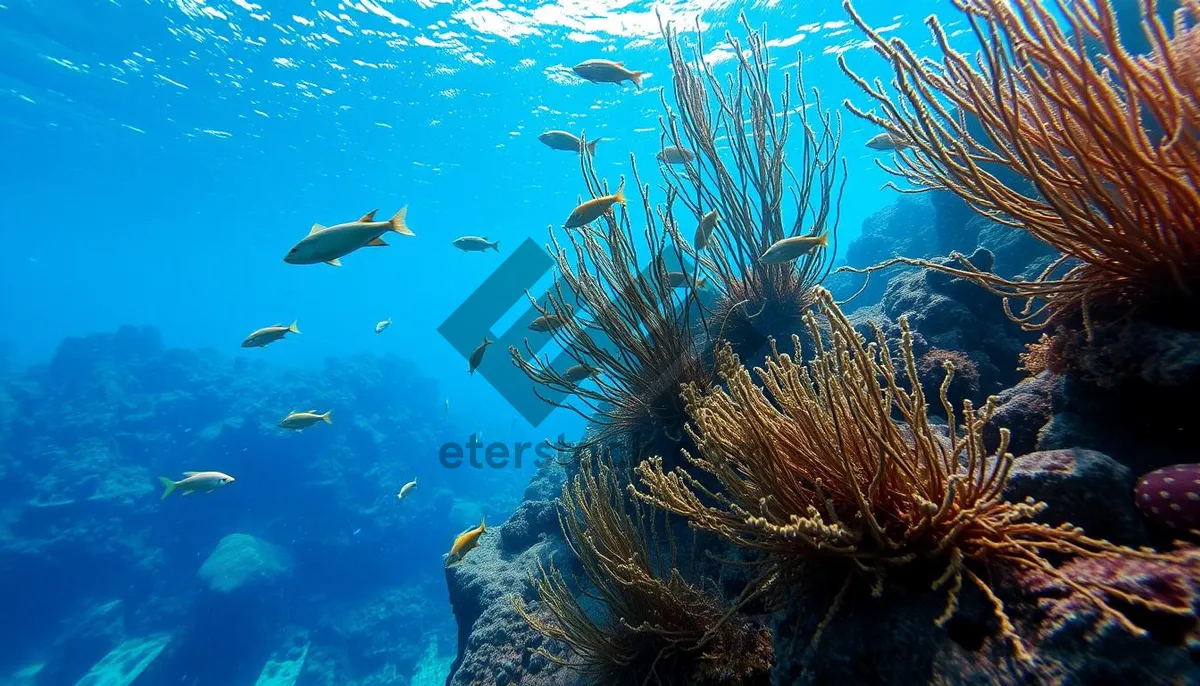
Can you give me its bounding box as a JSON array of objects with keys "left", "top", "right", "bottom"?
[{"left": 1135, "top": 464, "right": 1200, "bottom": 530}]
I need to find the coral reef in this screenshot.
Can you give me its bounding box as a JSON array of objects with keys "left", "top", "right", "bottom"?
[
  {"left": 848, "top": 249, "right": 1035, "bottom": 404},
  {"left": 516, "top": 454, "right": 773, "bottom": 685},
  {"left": 0, "top": 324, "right": 491, "bottom": 683},
  {"left": 841, "top": 0, "right": 1200, "bottom": 330},
  {"left": 635, "top": 289, "right": 1188, "bottom": 667}
]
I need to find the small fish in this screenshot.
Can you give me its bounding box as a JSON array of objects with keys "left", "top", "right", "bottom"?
[
  {"left": 758, "top": 232, "right": 830, "bottom": 264},
  {"left": 279, "top": 410, "right": 333, "bottom": 430},
  {"left": 453, "top": 236, "right": 500, "bottom": 253},
  {"left": 445, "top": 515, "right": 486, "bottom": 566},
  {"left": 657, "top": 146, "right": 695, "bottom": 165},
  {"left": 242, "top": 321, "right": 300, "bottom": 348},
  {"left": 397, "top": 478, "right": 418, "bottom": 500},
  {"left": 284, "top": 208, "right": 414, "bottom": 267},
  {"left": 865, "top": 132, "right": 909, "bottom": 151},
  {"left": 564, "top": 364, "right": 599, "bottom": 384},
  {"left": 529, "top": 313, "right": 569, "bottom": 333},
  {"left": 468, "top": 337, "right": 493, "bottom": 375},
  {"left": 667, "top": 271, "right": 708, "bottom": 290},
  {"left": 444, "top": 398, "right": 450, "bottom": 414},
  {"left": 375, "top": 318, "right": 392, "bottom": 334},
  {"left": 572, "top": 59, "right": 645, "bottom": 89},
  {"left": 158, "top": 471, "right": 235, "bottom": 500},
  {"left": 694, "top": 209, "right": 720, "bottom": 250},
  {"left": 538, "top": 130, "right": 602, "bottom": 156},
  {"left": 565, "top": 182, "right": 626, "bottom": 228}
]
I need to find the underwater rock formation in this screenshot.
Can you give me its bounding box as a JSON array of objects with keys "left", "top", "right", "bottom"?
[
  {"left": 848, "top": 250, "right": 1035, "bottom": 405},
  {"left": 197, "top": 533, "right": 293, "bottom": 593},
  {"left": 445, "top": 462, "right": 572, "bottom": 686}
]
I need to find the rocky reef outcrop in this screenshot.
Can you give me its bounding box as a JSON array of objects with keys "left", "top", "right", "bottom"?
[{"left": 441, "top": 192, "right": 1200, "bottom": 686}]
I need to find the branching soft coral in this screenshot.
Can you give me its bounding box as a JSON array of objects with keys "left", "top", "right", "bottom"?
[
  {"left": 513, "top": 454, "right": 773, "bottom": 685},
  {"left": 510, "top": 149, "right": 711, "bottom": 459},
  {"left": 658, "top": 13, "right": 846, "bottom": 358},
  {"left": 838, "top": 0, "right": 1200, "bottom": 329},
  {"left": 632, "top": 287, "right": 1191, "bottom": 661}
]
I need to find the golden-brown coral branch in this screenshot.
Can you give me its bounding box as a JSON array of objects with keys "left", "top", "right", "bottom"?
[
  {"left": 512, "top": 453, "right": 774, "bottom": 685},
  {"left": 839, "top": 0, "right": 1200, "bottom": 327},
  {"left": 632, "top": 287, "right": 1191, "bottom": 660},
  {"left": 510, "top": 148, "right": 711, "bottom": 455}
]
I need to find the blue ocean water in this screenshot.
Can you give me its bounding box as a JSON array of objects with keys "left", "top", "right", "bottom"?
[{"left": 2, "top": 0, "right": 1153, "bottom": 684}]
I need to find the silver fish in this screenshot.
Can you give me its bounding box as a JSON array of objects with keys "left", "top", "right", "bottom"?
[
  {"left": 657, "top": 146, "right": 695, "bottom": 165},
  {"left": 284, "top": 208, "right": 414, "bottom": 267},
  {"left": 242, "top": 321, "right": 299, "bottom": 348},
  {"left": 468, "top": 337, "right": 493, "bottom": 374},
  {"left": 865, "top": 132, "right": 909, "bottom": 151},
  {"left": 759, "top": 232, "right": 829, "bottom": 264},
  {"left": 538, "top": 130, "right": 602, "bottom": 156},
  {"left": 158, "top": 471, "right": 235, "bottom": 500},
  {"left": 453, "top": 236, "right": 499, "bottom": 253},
  {"left": 572, "top": 59, "right": 645, "bottom": 89}
]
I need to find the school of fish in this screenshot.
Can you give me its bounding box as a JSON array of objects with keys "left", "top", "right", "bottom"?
[{"left": 165, "top": 44, "right": 899, "bottom": 569}]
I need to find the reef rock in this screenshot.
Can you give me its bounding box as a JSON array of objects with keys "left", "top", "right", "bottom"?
[
  {"left": 1004, "top": 448, "right": 1148, "bottom": 546},
  {"left": 849, "top": 249, "right": 1035, "bottom": 405},
  {"left": 446, "top": 461, "right": 573, "bottom": 686},
  {"left": 197, "top": 533, "right": 293, "bottom": 593}
]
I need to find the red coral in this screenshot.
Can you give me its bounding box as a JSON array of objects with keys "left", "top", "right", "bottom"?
[{"left": 1135, "top": 464, "right": 1200, "bottom": 531}]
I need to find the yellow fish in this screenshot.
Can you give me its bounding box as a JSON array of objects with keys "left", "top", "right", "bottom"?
[
  {"left": 694, "top": 209, "right": 720, "bottom": 250},
  {"left": 446, "top": 515, "right": 486, "bottom": 565},
  {"left": 279, "top": 410, "right": 332, "bottom": 430},
  {"left": 564, "top": 182, "right": 626, "bottom": 228},
  {"left": 758, "top": 232, "right": 829, "bottom": 264},
  {"left": 242, "top": 321, "right": 299, "bottom": 348}
]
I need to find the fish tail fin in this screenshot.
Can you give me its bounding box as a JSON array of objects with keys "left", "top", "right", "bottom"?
[
  {"left": 322, "top": 411, "right": 333, "bottom": 424},
  {"left": 631, "top": 71, "right": 644, "bottom": 89},
  {"left": 288, "top": 321, "right": 300, "bottom": 335},
  {"left": 817, "top": 232, "right": 829, "bottom": 248},
  {"left": 480, "top": 514, "right": 486, "bottom": 531},
  {"left": 491, "top": 241, "right": 500, "bottom": 253},
  {"left": 158, "top": 477, "right": 176, "bottom": 500},
  {"left": 390, "top": 207, "right": 414, "bottom": 236},
  {"left": 615, "top": 182, "right": 627, "bottom": 206},
  {"left": 586, "top": 138, "right": 599, "bottom": 157}
]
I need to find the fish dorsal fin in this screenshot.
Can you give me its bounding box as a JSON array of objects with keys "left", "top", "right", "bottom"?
[
  {"left": 367, "top": 237, "right": 388, "bottom": 247},
  {"left": 615, "top": 61, "right": 624, "bottom": 66},
  {"left": 358, "top": 209, "right": 378, "bottom": 223},
  {"left": 307, "top": 409, "right": 317, "bottom": 414},
  {"left": 183, "top": 471, "right": 199, "bottom": 477},
  {"left": 326, "top": 258, "right": 342, "bottom": 267},
  {"left": 309, "top": 223, "right": 326, "bottom": 235}
]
